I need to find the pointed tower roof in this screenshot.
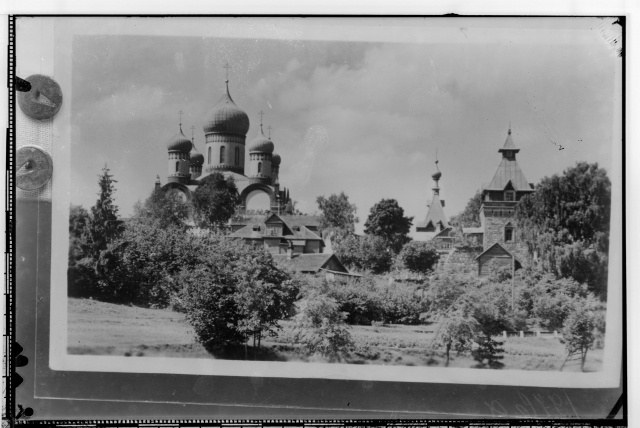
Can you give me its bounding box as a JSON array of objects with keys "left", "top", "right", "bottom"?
[
  {"left": 485, "top": 127, "right": 533, "bottom": 192},
  {"left": 498, "top": 126, "right": 520, "bottom": 153},
  {"left": 417, "top": 159, "right": 449, "bottom": 231}
]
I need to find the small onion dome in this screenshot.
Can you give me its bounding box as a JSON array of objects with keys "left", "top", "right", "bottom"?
[
  {"left": 190, "top": 149, "right": 204, "bottom": 166},
  {"left": 248, "top": 127, "right": 274, "bottom": 154},
  {"left": 431, "top": 170, "right": 442, "bottom": 181},
  {"left": 167, "top": 127, "right": 192, "bottom": 152},
  {"left": 271, "top": 152, "right": 281, "bottom": 166},
  {"left": 202, "top": 83, "right": 250, "bottom": 136}
]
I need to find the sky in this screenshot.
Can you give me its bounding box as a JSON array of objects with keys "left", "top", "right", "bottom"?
[{"left": 68, "top": 17, "right": 621, "bottom": 236}]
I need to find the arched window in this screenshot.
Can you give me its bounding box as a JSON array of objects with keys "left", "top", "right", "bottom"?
[
  {"left": 207, "top": 147, "right": 211, "bottom": 164},
  {"left": 220, "top": 146, "right": 225, "bottom": 163},
  {"left": 258, "top": 162, "right": 262, "bottom": 174},
  {"left": 175, "top": 161, "right": 180, "bottom": 172},
  {"left": 504, "top": 223, "right": 514, "bottom": 243},
  {"left": 235, "top": 147, "right": 240, "bottom": 165}
]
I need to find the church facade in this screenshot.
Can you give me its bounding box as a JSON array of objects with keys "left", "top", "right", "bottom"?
[{"left": 156, "top": 77, "right": 291, "bottom": 213}]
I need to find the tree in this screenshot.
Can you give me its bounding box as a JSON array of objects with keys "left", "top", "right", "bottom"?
[
  {"left": 364, "top": 198, "right": 413, "bottom": 253},
  {"left": 180, "top": 238, "right": 298, "bottom": 353},
  {"left": 449, "top": 190, "right": 483, "bottom": 228},
  {"left": 68, "top": 204, "right": 96, "bottom": 298},
  {"left": 192, "top": 172, "right": 241, "bottom": 230},
  {"left": 293, "top": 291, "right": 354, "bottom": 362},
  {"left": 397, "top": 241, "right": 440, "bottom": 274},
  {"left": 334, "top": 234, "right": 394, "bottom": 274},
  {"left": 437, "top": 311, "right": 478, "bottom": 367},
  {"left": 135, "top": 187, "right": 191, "bottom": 229},
  {"left": 560, "top": 297, "right": 599, "bottom": 371},
  {"left": 316, "top": 192, "right": 359, "bottom": 233},
  {"left": 516, "top": 162, "right": 611, "bottom": 299},
  {"left": 85, "top": 165, "right": 123, "bottom": 259}
]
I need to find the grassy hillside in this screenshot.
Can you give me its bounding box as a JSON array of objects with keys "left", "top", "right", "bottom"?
[{"left": 67, "top": 298, "right": 602, "bottom": 371}]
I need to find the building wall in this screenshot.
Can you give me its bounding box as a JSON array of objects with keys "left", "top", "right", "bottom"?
[
  {"left": 478, "top": 253, "right": 514, "bottom": 276},
  {"left": 204, "top": 133, "right": 245, "bottom": 174},
  {"left": 482, "top": 213, "right": 528, "bottom": 264},
  {"left": 167, "top": 151, "right": 191, "bottom": 183},
  {"left": 248, "top": 152, "right": 272, "bottom": 180}
]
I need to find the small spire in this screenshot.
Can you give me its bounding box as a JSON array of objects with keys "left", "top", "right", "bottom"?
[
  {"left": 155, "top": 175, "right": 160, "bottom": 183},
  {"left": 267, "top": 125, "right": 273, "bottom": 140},
  {"left": 178, "top": 110, "right": 183, "bottom": 132},
  {"left": 223, "top": 62, "right": 231, "bottom": 93},
  {"left": 259, "top": 110, "right": 264, "bottom": 134},
  {"left": 508, "top": 120, "right": 512, "bottom": 135},
  {"left": 191, "top": 125, "right": 195, "bottom": 142}
]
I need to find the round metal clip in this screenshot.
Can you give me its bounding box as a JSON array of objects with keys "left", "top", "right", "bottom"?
[
  {"left": 17, "top": 74, "right": 63, "bottom": 120},
  {"left": 16, "top": 146, "right": 53, "bottom": 190}
]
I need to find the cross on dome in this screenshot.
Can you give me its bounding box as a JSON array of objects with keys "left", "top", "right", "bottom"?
[
  {"left": 267, "top": 125, "right": 273, "bottom": 139},
  {"left": 223, "top": 62, "right": 231, "bottom": 82}
]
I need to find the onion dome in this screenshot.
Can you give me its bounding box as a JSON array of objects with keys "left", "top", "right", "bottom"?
[
  {"left": 190, "top": 144, "right": 204, "bottom": 166},
  {"left": 248, "top": 125, "right": 274, "bottom": 153},
  {"left": 202, "top": 81, "right": 250, "bottom": 136},
  {"left": 271, "top": 153, "right": 281, "bottom": 166},
  {"left": 431, "top": 159, "right": 442, "bottom": 181},
  {"left": 167, "top": 126, "right": 192, "bottom": 152}
]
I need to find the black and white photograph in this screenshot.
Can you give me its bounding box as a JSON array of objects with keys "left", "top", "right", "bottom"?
[{"left": 46, "top": 16, "right": 622, "bottom": 387}]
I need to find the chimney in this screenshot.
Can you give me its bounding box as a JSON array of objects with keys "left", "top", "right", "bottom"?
[
  {"left": 287, "top": 240, "right": 294, "bottom": 259},
  {"left": 154, "top": 175, "right": 161, "bottom": 190}
]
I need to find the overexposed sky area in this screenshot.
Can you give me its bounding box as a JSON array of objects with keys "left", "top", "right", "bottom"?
[{"left": 66, "top": 17, "right": 621, "bottom": 236}]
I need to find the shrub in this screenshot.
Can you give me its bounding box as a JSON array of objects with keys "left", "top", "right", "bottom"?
[
  {"left": 333, "top": 234, "right": 394, "bottom": 274},
  {"left": 293, "top": 292, "right": 354, "bottom": 362},
  {"left": 396, "top": 241, "right": 440, "bottom": 274}
]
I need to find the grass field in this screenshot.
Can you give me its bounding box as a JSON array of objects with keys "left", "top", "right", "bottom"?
[{"left": 67, "top": 298, "right": 603, "bottom": 371}]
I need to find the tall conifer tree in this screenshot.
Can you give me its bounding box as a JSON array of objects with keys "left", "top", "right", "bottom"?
[{"left": 86, "top": 164, "right": 122, "bottom": 258}]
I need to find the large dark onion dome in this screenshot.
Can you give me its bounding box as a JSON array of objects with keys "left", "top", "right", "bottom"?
[
  {"left": 202, "top": 82, "right": 250, "bottom": 136},
  {"left": 271, "top": 153, "right": 281, "bottom": 166},
  {"left": 167, "top": 126, "right": 192, "bottom": 152},
  {"left": 190, "top": 144, "right": 204, "bottom": 166},
  {"left": 248, "top": 126, "right": 274, "bottom": 153}
]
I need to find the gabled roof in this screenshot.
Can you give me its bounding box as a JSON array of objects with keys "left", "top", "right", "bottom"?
[
  {"left": 273, "top": 253, "right": 347, "bottom": 273},
  {"left": 485, "top": 158, "right": 533, "bottom": 192},
  {"left": 475, "top": 242, "right": 520, "bottom": 263},
  {"left": 417, "top": 193, "right": 449, "bottom": 229},
  {"left": 228, "top": 213, "right": 323, "bottom": 241},
  {"left": 433, "top": 226, "right": 453, "bottom": 239}
]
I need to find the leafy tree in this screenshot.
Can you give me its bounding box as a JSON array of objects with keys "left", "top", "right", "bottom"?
[
  {"left": 334, "top": 234, "right": 394, "bottom": 274},
  {"left": 180, "top": 238, "right": 297, "bottom": 352},
  {"left": 135, "top": 187, "right": 191, "bottom": 229},
  {"left": 449, "top": 190, "right": 483, "bottom": 228},
  {"left": 94, "top": 220, "right": 205, "bottom": 306},
  {"left": 396, "top": 241, "right": 440, "bottom": 274},
  {"left": 68, "top": 204, "right": 96, "bottom": 298},
  {"left": 293, "top": 291, "right": 354, "bottom": 362},
  {"left": 516, "top": 162, "right": 611, "bottom": 299},
  {"left": 560, "top": 297, "right": 599, "bottom": 371},
  {"left": 192, "top": 172, "right": 241, "bottom": 230},
  {"left": 86, "top": 165, "right": 123, "bottom": 259},
  {"left": 316, "top": 192, "right": 359, "bottom": 233},
  {"left": 364, "top": 199, "right": 413, "bottom": 253},
  {"left": 437, "top": 311, "right": 478, "bottom": 367}
]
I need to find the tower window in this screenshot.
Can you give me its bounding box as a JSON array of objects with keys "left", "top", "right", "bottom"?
[
  {"left": 505, "top": 191, "right": 515, "bottom": 202},
  {"left": 504, "top": 225, "right": 514, "bottom": 242},
  {"left": 175, "top": 161, "right": 180, "bottom": 172},
  {"left": 208, "top": 147, "right": 211, "bottom": 164},
  {"left": 258, "top": 162, "right": 262, "bottom": 174},
  {"left": 235, "top": 147, "right": 240, "bottom": 165},
  {"left": 220, "top": 146, "right": 225, "bottom": 163}
]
